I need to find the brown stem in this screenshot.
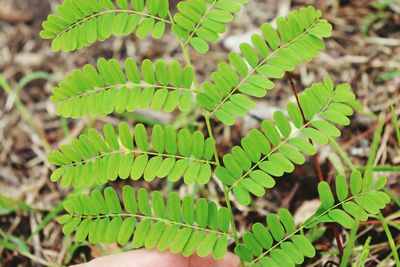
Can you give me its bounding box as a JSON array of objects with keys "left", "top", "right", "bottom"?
[
  {"left": 287, "top": 73, "right": 344, "bottom": 258},
  {"left": 360, "top": 219, "right": 400, "bottom": 225},
  {"left": 287, "top": 73, "right": 323, "bottom": 182},
  {"left": 332, "top": 224, "right": 344, "bottom": 258}
]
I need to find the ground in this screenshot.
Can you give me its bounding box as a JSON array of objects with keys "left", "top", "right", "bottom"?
[{"left": 0, "top": 0, "right": 399, "bottom": 266}]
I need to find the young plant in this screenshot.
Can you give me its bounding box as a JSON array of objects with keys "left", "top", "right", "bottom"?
[{"left": 41, "top": 1, "right": 393, "bottom": 266}]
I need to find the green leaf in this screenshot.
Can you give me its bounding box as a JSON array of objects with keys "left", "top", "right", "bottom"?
[
  {"left": 242, "top": 232, "right": 263, "bottom": 256},
  {"left": 273, "top": 111, "right": 292, "bottom": 138},
  {"left": 138, "top": 188, "right": 151, "bottom": 216},
  {"left": 144, "top": 221, "right": 165, "bottom": 249},
  {"left": 286, "top": 102, "right": 303, "bottom": 128},
  {"left": 233, "top": 186, "right": 251, "bottom": 205},
  {"left": 279, "top": 209, "right": 296, "bottom": 233},
  {"left": 375, "top": 176, "right": 387, "bottom": 190},
  {"left": 281, "top": 242, "right": 304, "bottom": 264},
  {"left": 213, "top": 237, "right": 228, "bottom": 260},
  {"left": 170, "top": 228, "right": 192, "bottom": 253},
  {"left": 300, "top": 128, "right": 328, "bottom": 145},
  {"left": 328, "top": 209, "right": 354, "bottom": 229},
  {"left": 197, "top": 233, "right": 217, "bottom": 257},
  {"left": 195, "top": 198, "right": 208, "bottom": 228},
  {"left": 318, "top": 182, "right": 334, "bottom": 210},
  {"left": 270, "top": 248, "right": 294, "bottom": 267},
  {"left": 41, "top": 1, "right": 168, "bottom": 51},
  {"left": 118, "top": 122, "right": 133, "bottom": 149},
  {"left": 292, "top": 235, "right": 315, "bottom": 257},
  {"left": 252, "top": 223, "right": 273, "bottom": 250},
  {"left": 234, "top": 244, "right": 253, "bottom": 262},
  {"left": 132, "top": 220, "right": 151, "bottom": 248},
  {"left": 157, "top": 224, "right": 178, "bottom": 251},
  {"left": 350, "top": 170, "right": 363, "bottom": 195},
  {"left": 182, "top": 196, "right": 195, "bottom": 225},
  {"left": 190, "top": 37, "right": 209, "bottom": 53},
  {"left": 117, "top": 217, "right": 136, "bottom": 245},
  {"left": 335, "top": 174, "right": 348, "bottom": 202},
  {"left": 266, "top": 214, "right": 285, "bottom": 241},
  {"left": 342, "top": 202, "right": 368, "bottom": 221},
  {"left": 152, "top": 191, "right": 165, "bottom": 218},
  {"left": 217, "top": 207, "right": 230, "bottom": 232},
  {"left": 122, "top": 185, "right": 137, "bottom": 214},
  {"left": 261, "top": 23, "right": 280, "bottom": 50},
  {"left": 104, "top": 187, "right": 121, "bottom": 214}
]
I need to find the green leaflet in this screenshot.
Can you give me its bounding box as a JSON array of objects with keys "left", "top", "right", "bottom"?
[
  {"left": 51, "top": 58, "right": 195, "bottom": 118},
  {"left": 217, "top": 78, "right": 356, "bottom": 205},
  {"left": 59, "top": 186, "right": 231, "bottom": 259},
  {"left": 48, "top": 123, "right": 216, "bottom": 187},
  {"left": 235, "top": 209, "right": 315, "bottom": 265},
  {"left": 305, "top": 172, "right": 389, "bottom": 228},
  {"left": 172, "top": 0, "right": 248, "bottom": 53},
  {"left": 40, "top": 0, "right": 171, "bottom": 52},
  {"left": 318, "top": 182, "right": 334, "bottom": 210},
  {"left": 237, "top": 171, "right": 390, "bottom": 264},
  {"left": 335, "top": 174, "right": 348, "bottom": 202},
  {"left": 197, "top": 6, "right": 333, "bottom": 125}
]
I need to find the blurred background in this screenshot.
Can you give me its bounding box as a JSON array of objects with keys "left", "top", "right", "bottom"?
[{"left": 0, "top": 0, "right": 399, "bottom": 266}]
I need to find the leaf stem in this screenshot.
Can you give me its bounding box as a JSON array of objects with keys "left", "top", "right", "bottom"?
[
  {"left": 287, "top": 73, "right": 324, "bottom": 182},
  {"left": 70, "top": 213, "right": 231, "bottom": 237},
  {"left": 56, "top": 149, "right": 217, "bottom": 168},
  {"left": 170, "top": 12, "right": 242, "bottom": 263},
  {"left": 389, "top": 100, "right": 400, "bottom": 149},
  {"left": 58, "top": 82, "right": 201, "bottom": 104},
  {"left": 287, "top": 73, "right": 344, "bottom": 258},
  {"left": 56, "top": 9, "right": 172, "bottom": 37},
  {"left": 184, "top": 0, "right": 219, "bottom": 46},
  {"left": 204, "top": 111, "right": 243, "bottom": 266}
]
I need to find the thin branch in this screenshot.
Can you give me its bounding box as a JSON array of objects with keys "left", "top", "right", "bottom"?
[
  {"left": 169, "top": 11, "right": 242, "bottom": 259},
  {"left": 287, "top": 73, "right": 344, "bottom": 258},
  {"left": 287, "top": 73, "right": 324, "bottom": 182}
]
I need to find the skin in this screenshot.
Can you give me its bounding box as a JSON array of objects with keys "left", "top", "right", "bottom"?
[{"left": 71, "top": 249, "right": 240, "bottom": 267}]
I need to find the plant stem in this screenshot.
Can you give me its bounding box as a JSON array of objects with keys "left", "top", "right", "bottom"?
[
  {"left": 287, "top": 73, "right": 344, "bottom": 258},
  {"left": 204, "top": 112, "right": 240, "bottom": 244},
  {"left": 170, "top": 12, "right": 242, "bottom": 260},
  {"left": 340, "top": 221, "right": 359, "bottom": 267},
  {"left": 378, "top": 212, "right": 400, "bottom": 267},
  {"left": 287, "top": 73, "right": 324, "bottom": 182},
  {"left": 356, "top": 165, "right": 400, "bottom": 173},
  {"left": 389, "top": 100, "right": 400, "bottom": 149}
]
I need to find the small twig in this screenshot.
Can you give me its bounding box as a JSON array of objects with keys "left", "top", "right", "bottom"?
[
  {"left": 287, "top": 73, "right": 324, "bottom": 182},
  {"left": 332, "top": 224, "right": 344, "bottom": 258},
  {"left": 287, "top": 73, "right": 344, "bottom": 258},
  {"left": 360, "top": 219, "right": 400, "bottom": 225}
]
